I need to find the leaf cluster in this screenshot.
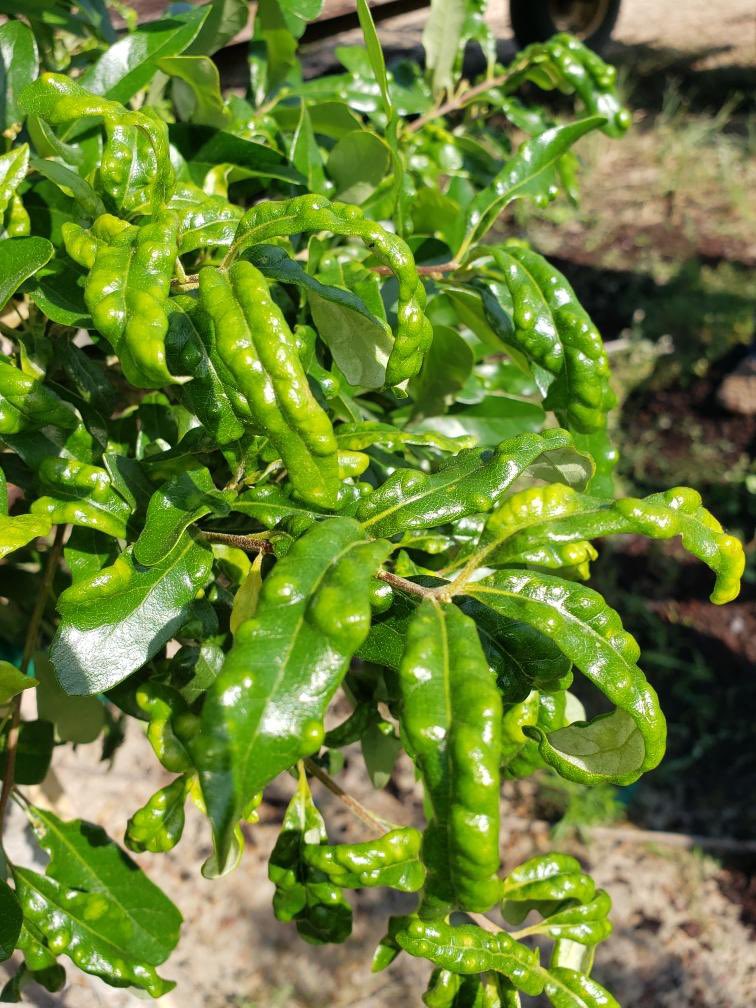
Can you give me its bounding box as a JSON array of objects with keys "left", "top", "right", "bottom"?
[{"left": 0, "top": 2, "right": 744, "bottom": 1005}]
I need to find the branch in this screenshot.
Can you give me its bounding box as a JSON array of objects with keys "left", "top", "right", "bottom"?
[
  {"left": 199, "top": 529, "right": 441, "bottom": 601},
  {"left": 170, "top": 274, "right": 200, "bottom": 293},
  {"left": 199, "top": 530, "right": 274, "bottom": 553},
  {"left": 407, "top": 69, "right": 514, "bottom": 134},
  {"left": 303, "top": 758, "right": 398, "bottom": 833},
  {"left": 0, "top": 524, "right": 66, "bottom": 837},
  {"left": 370, "top": 261, "right": 460, "bottom": 277}
]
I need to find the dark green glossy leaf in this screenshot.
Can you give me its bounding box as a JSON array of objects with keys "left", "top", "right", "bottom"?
[
  {"left": 195, "top": 517, "right": 391, "bottom": 857},
  {"left": 160, "top": 55, "right": 228, "bottom": 129},
  {"left": 0, "top": 237, "right": 53, "bottom": 310},
  {"left": 133, "top": 467, "right": 230, "bottom": 566},
  {"left": 51, "top": 533, "right": 213, "bottom": 695},
  {"left": 169, "top": 122, "right": 304, "bottom": 186},
  {"left": 0, "top": 21, "right": 39, "bottom": 131},
  {"left": 81, "top": 7, "right": 208, "bottom": 103},
  {"left": 26, "top": 805, "right": 182, "bottom": 965},
  {"left": 0, "top": 720, "right": 53, "bottom": 785},
  {"left": 0, "top": 879, "right": 22, "bottom": 961},
  {"left": 185, "top": 0, "right": 249, "bottom": 55}
]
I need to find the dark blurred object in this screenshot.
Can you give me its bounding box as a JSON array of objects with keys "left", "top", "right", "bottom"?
[{"left": 509, "top": 0, "right": 621, "bottom": 50}]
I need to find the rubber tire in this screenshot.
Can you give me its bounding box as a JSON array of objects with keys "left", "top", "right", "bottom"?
[{"left": 509, "top": 0, "right": 621, "bottom": 53}]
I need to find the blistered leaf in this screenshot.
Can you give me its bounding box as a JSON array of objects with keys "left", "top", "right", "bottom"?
[
  {"left": 467, "top": 571, "right": 665, "bottom": 785},
  {"left": 25, "top": 805, "right": 182, "bottom": 965},
  {"left": 12, "top": 868, "right": 175, "bottom": 997},
  {"left": 51, "top": 533, "right": 213, "bottom": 695},
  {"left": 195, "top": 518, "right": 390, "bottom": 857}
]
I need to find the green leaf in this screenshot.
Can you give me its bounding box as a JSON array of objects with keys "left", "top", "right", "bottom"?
[
  {"left": 488, "top": 485, "right": 745, "bottom": 606},
  {"left": 336, "top": 421, "right": 474, "bottom": 454},
  {"left": 410, "top": 324, "right": 474, "bottom": 415},
  {"left": 0, "top": 879, "right": 22, "bottom": 962},
  {"left": 357, "top": 429, "right": 573, "bottom": 539},
  {"left": 460, "top": 117, "right": 606, "bottom": 255},
  {"left": 500, "top": 854, "right": 595, "bottom": 925},
  {"left": 0, "top": 661, "right": 37, "bottom": 705},
  {"left": 327, "top": 129, "right": 391, "bottom": 204},
  {"left": 12, "top": 868, "right": 175, "bottom": 997},
  {"left": 126, "top": 775, "right": 189, "bottom": 854},
  {"left": 412, "top": 396, "right": 545, "bottom": 447},
  {"left": 169, "top": 122, "right": 304, "bottom": 187},
  {"left": 51, "top": 533, "right": 213, "bottom": 695},
  {"left": 80, "top": 7, "right": 209, "bottom": 103},
  {"left": 270, "top": 0, "right": 324, "bottom": 38},
  {"left": 303, "top": 827, "right": 425, "bottom": 892},
  {"left": 422, "top": 0, "right": 467, "bottom": 96},
  {"left": 269, "top": 769, "right": 352, "bottom": 945},
  {"left": 0, "top": 720, "right": 53, "bottom": 784},
  {"left": 0, "top": 21, "right": 38, "bottom": 131},
  {"left": 195, "top": 517, "right": 391, "bottom": 857},
  {"left": 542, "top": 967, "right": 619, "bottom": 1008},
  {"left": 244, "top": 244, "right": 393, "bottom": 390},
  {"left": 25, "top": 805, "right": 182, "bottom": 965},
  {"left": 133, "top": 467, "right": 230, "bottom": 566},
  {"left": 398, "top": 599, "right": 502, "bottom": 913},
  {"left": 466, "top": 571, "right": 666, "bottom": 785},
  {"left": 230, "top": 552, "right": 263, "bottom": 637},
  {"left": 0, "top": 145, "right": 29, "bottom": 219},
  {"left": 355, "top": 0, "right": 391, "bottom": 115},
  {"left": 396, "top": 918, "right": 543, "bottom": 996},
  {"left": 185, "top": 0, "right": 249, "bottom": 55},
  {"left": 28, "top": 156, "right": 106, "bottom": 219},
  {"left": 34, "top": 652, "right": 105, "bottom": 744},
  {"left": 25, "top": 258, "right": 92, "bottom": 328},
  {"left": 361, "top": 719, "right": 402, "bottom": 788},
  {"left": 0, "top": 237, "right": 53, "bottom": 310},
  {"left": 521, "top": 890, "right": 613, "bottom": 946},
  {"left": 0, "top": 512, "right": 51, "bottom": 561},
  {"left": 159, "top": 55, "right": 228, "bottom": 129},
  {"left": 290, "top": 103, "right": 327, "bottom": 193}
]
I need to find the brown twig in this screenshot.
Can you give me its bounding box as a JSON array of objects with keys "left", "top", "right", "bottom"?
[
  {"left": 370, "top": 261, "right": 461, "bottom": 277},
  {"left": 170, "top": 274, "right": 200, "bottom": 293},
  {"left": 375, "top": 568, "right": 438, "bottom": 600},
  {"left": 199, "top": 530, "right": 274, "bottom": 554},
  {"left": 304, "top": 758, "right": 397, "bottom": 833},
  {"left": 0, "top": 524, "right": 66, "bottom": 838},
  {"left": 407, "top": 70, "right": 513, "bottom": 134}
]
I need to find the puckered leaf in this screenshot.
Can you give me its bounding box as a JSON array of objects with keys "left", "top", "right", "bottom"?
[
  {"left": 399, "top": 599, "right": 502, "bottom": 913},
  {"left": 269, "top": 769, "right": 352, "bottom": 945},
  {"left": 12, "top": 868, "right": 175, "bottom": 997},
  {"left": 487, "top": 484, "right": 745, "bottom": 606},
  {"left": 303, "top": 828, "right": 425, "bottom": 893},
  {"left": 542, "top": 967, "right": 620, "bottom": 1008},
  {"left": 396, "top": 918, "right": 543, "bottom": 997},
  {"left": 194, "top": 517, "right": 391, "bottom": 857},
  {"left": 357, "top": 429, "right": 577, "bottom": 539},
  {"left": 460, "top": 117, "right": 606, "bottom": 255},
  {"left": 500, "top": 853, "right": 595, "bottom": 925},
  {"left": 25, "top": 805, "right": 182, "bottom": 966},
  {"left": 51, "top": 532, "right": 213, "bottom": 695},
  {"left": 0, "top": 512, "right": 51, "bottom": 560},
  {"left": 466, "top": 571, "right": 666, "bottom": 785}
]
